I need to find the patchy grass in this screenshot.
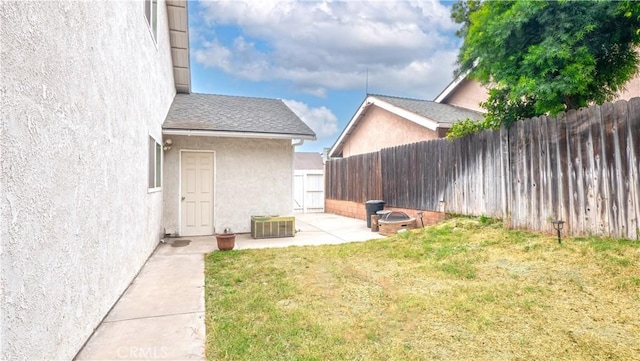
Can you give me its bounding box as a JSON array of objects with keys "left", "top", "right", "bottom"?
[{"left": 205, "top": 217, "right": 640, "bottom": 360}]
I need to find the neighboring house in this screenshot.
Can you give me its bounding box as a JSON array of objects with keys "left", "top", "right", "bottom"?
[
  {"left": 328, "top": 94, "right": 483, "bottom": 158},
  {"left": 162, "top": 94, "right": 315, "bottom": 235},
  {"left": 434, "top": 67, "right": 640, "bottom": 111},
  {"left": 293, "top": 152, "right": 325, "bottom": 213},
  {"left": 1, "top": 1, "right": 314, "bottom": 360},
  {"left": 617, "top": 74, "right": 640, "bottom": 101},
  {"left": 433, "top": 69, "right": 488, "bottom": 112}
]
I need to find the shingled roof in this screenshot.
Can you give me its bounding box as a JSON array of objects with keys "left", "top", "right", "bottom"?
[
  {"left": 369, "top": 94, "right": 483, "bottom": 126},
  {"left": 163, "top": 93, "right": 316, "bottom": 139}
]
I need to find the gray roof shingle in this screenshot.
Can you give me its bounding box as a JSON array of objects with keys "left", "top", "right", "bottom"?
[
  {"left": 370, "top": 94, "right": 483, "bottom": 125},
  {"left": 163, "top": 93, "right": 316, "bottom": 139}
]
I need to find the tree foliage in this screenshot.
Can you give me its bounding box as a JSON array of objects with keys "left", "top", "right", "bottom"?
[
  {"left": 450, "top": 0, "right": 481, "bottom": 41},
  {"left": 448, "top": 0, "right": 640, "bottom": 138}
]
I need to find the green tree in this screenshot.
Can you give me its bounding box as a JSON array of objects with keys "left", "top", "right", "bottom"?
[
  {"left": 448, "top": 0, "right": 640, "bottom": 138},
  {"left": 450, "top": 0, "right": 481, "bottom": 40}
]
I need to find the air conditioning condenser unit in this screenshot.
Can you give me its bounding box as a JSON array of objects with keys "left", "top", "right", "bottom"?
[{"left": 251, "top": 215, "right": 295, "bottom": 239}]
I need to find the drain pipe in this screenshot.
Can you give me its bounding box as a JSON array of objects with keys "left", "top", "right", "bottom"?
[{"left": 292, "top": 139, "right": 305, "bottom": 146}]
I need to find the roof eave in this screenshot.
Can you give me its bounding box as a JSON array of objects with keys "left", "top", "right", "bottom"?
[
  {"left": 328, "top": 97, "right": 371, "bottom": 158},
  {"left": 370, "top": 96, "right": 441, "bottom": 131},
  {"left": 167, "top": 1, "right": 191, "bottom": 94},
  {"left": 434, "top": 58, "right": 483, "bottom": 103},
  {"left": 162, "top": 128, "right": 316, "bottom": 141}
]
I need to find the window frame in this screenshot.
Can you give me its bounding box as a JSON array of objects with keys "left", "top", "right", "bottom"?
[{"left": 148, "top": 135, "right": 162, "bottom": 192}]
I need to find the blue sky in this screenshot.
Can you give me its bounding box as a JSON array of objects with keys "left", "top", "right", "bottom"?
[{"left": 188, "top": 0, "right": 461, "bottom": 152}]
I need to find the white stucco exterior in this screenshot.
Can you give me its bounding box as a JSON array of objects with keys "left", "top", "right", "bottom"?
[
  {"left": 1, "top": 1, "right": 176, "bottom": 359},
  {"left": 163, "top": 136, "right": 295, "bottom": 234}
]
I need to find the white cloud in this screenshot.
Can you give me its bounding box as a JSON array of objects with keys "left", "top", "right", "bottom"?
[
  {"left": 193, "top": 0, "right": 460, "bottom": 99},
  {"left": 282, "top": 99, "right": 339, "bottom": 139}
]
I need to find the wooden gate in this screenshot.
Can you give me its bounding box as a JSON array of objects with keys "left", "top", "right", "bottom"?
[{"left": 294, "top": 170, "right": 325, "bottom": 213}]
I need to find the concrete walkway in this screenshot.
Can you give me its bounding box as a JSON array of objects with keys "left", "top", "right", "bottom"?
[{"left": 75, "top": 213, "right": 383, "bottom": 360}]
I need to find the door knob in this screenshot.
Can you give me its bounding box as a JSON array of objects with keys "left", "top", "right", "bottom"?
[{"left": 181, "top": 196, "right": 185, "bottom": 201}]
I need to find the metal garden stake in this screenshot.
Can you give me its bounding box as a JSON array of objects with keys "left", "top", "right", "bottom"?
[{"left": 552, "top": 220, "right": 565, "bottom": 244}]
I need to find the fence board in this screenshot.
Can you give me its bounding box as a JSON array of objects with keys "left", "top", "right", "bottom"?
[
  {"left": 538, "top": 115, "right": 552, "bottom": 232},
  {"left": 577, "top": 109, "right": 590, "bottom": 234},
  {"left": 511, "top": 120, "right": 523, "bottom": 228},
  {"left": 614, "top": 100, "right": 631, "bottom": 239},
  {"left": 584, "top": 102, "right": 607, "bottom": 234},
  {"left": 628, "top": 98, "right": 640, "bottom": 239},
  {"left": 564, "top": 110, "right": 578, "bottom": 234},
  {"left": 547, "top": 115, "right": 560, "bottom": 226},
  {"left": 500, "top": 126, "right": 511, "bottom": 221},
  {"left": 529, "top": 117, "right": 540, "bottom": 231},
  {"left": 602, "top": 102, "right": 617, "bottom": 236}
]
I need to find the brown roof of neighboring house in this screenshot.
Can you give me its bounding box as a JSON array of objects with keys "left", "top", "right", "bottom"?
[
  {"left": 294, "top": 152, "right": 324, "bottom": 170},
  {"left": 163, "top": 93, "right": 316, "bottom": 140}
]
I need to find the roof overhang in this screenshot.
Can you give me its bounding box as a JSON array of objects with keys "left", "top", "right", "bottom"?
[
  {"left": 166, "top": 1, "right": 191, "bottom": 94},
  {"left": 328, "top": 95, "right": 444, "bottom": 158},
  {"left": 434, "top": 59, "right": 481, "bottom": 103},
  {"left": 434, "top": 67, "right": 472, "bottom": 103},
  {"left": 163, "top": 128, "right": 316, "bottom": 141}
]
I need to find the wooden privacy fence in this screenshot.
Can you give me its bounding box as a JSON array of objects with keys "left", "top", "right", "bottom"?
[
  {"left": 326, "top": 98, "right": 640, "bottom": 239},
  {"left": 325, "top": 152, "right": 382, "bottom": 202}
]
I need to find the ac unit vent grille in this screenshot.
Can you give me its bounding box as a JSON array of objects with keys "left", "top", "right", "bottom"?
[{"left": 251, "top": 216, "right": 295, "bottom": 239}]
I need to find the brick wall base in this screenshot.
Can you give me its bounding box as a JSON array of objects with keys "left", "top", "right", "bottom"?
[
  {"left": 325, "top": 199, "right": 447, "bottom": 227},
  {"left": 325, "top": 199, "right": 367, "bottom": 220}
]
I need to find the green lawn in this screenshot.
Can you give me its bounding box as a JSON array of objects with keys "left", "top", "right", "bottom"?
[{"left": 205, "top": 217, "right": 640, "bottom": 360}]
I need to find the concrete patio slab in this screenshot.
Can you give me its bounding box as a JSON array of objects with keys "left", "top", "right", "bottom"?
[
  {"left": 75, "top": 312, "right": 204, "bottom": 360},
  {"left": 104, "top": 254, "right": 204, "bottom": 322},
  {"left": 75, "top": 213, "right": 383, "bottom": 360}
]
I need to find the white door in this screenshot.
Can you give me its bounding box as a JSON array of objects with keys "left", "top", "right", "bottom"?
[
  {"left": 181, "top": 152, "right": 214, "bottom": 236},
  {"left": 293, "top": 170, "right": 325, "bottom": 213},
  {"left": 305, "top": 172, "right": 325, "bottom": 212}
]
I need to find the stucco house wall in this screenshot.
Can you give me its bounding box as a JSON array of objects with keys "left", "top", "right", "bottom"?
[
  {"left": 441, "top": 72, "right": 639, "bottom": 112},
  {"left": 341, "top": 106, "right": 439, "bottom": 157},
  {"left": 163, "top": 136, "right": 294, "bottom": 234},
  {"left": 1, "top": 1, "right": 175, "bottom": 359},
  {"left": 618, "top": 74, "right": 640, "bottom": 101},
  {"left": 440, "top": 78, "right": 489, "bottom": 113}
]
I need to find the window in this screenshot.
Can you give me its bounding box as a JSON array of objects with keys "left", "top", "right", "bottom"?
[
  {"left": 149, "top": 136, "right": 162, "bottom": 190},
  {"left": 144, "top": 0, "right": 158, "bottom": 42}
]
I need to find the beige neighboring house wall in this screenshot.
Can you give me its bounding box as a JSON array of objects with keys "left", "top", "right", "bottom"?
[
  {"left": 438, "top": 70, "right": 639, "bottom": 111},
  {"left": 1, "top": 1, "right": 177, "bottom": 360},
  {"left": 341, "top": 106, "right": 439, "bottom": 157},
  {"left": 439, "top": 78, "right": 488, "bottom": 113},
  {"left": 618, "top": 73, "right": 640, "bottom": 101},
  {"left": 163, "top": 136, "right": 294, "bottom": 234}
]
